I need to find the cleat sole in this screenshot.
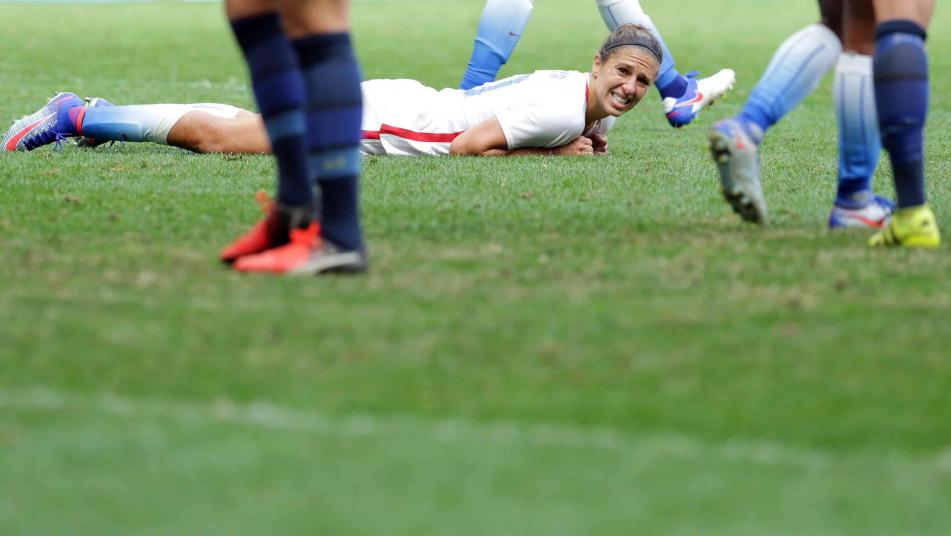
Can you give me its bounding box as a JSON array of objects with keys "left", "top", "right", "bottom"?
[
  {"left": 708, "top": 129, "right": 767, "bottom": 225},
  {"left": 288, "top": 251, "right": 367, "bottom": 275}
]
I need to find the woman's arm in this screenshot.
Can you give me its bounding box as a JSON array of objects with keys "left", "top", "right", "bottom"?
[{"left": 449, "top": 117, "right": 596, "bottom": 156}]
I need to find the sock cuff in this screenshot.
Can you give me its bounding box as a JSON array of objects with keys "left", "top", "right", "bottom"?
[
  {"left": 803, "top": 22, "right": 843, "bottom": 52},
  {"left": 876, "top": 20, "right": 927, "bottom": 41},
  {"left": 835, "top": 52, "right": 872, "bottom": 75},
  {"left": 291, "top": 33, "right": 353, "bottom": 68},
  {"left": 230, "top": 12, "right": 284, "bottom": 52}
]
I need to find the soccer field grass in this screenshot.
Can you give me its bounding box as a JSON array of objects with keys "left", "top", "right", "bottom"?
[{"left": 2, "top": 0, "right": 951, "bottom": 533}]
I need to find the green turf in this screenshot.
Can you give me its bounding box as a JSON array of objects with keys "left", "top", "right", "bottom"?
[{"left": 2, "top": 0, "right": 951, "bottom": 533}]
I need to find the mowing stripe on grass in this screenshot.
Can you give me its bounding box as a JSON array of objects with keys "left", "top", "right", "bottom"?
[
  {"left": 0, "top": 72, "right": 251, "bottom": 96},
  {"left": 4, "top": 386, "right": 951, "bottom": 473}
]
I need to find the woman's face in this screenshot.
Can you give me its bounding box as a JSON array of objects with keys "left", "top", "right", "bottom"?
[{"left": 589, "top": 47, "right": 659, "bottom": 118}]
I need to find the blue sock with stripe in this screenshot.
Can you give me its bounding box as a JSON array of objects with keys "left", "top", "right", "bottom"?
[
  {"left": 833, "top": 53, "right": 881, "bottom": 208},
  {"left": 874, "top": 20, "right": 929, "bottom": 209},
  {"left": 293, "top": 33, "right": 365, "bottom": 252},
  {"left": 230, "top": 13, "right": 312, "bottom": 209},
  {"left": 738, "top": 23, "right": 841, "bottom": 134}
]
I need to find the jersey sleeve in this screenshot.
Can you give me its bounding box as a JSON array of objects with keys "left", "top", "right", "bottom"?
[{"left": 495, "top": 104, "right": 584, "bottom": 150}]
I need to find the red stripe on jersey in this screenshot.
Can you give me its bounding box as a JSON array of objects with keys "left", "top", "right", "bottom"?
[{"left": 378, "top": 124, "right": 463, "bottom": 142}]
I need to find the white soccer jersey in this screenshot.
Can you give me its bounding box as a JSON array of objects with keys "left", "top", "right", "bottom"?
[{"left": 360, "top": 70, "right": 613, "bottom": 156}]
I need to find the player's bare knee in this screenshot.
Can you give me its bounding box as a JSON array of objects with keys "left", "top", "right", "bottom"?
[
  {"left": 871, "top": 0, "right": 934, "bottom": 28},
  {"left": 224, "top": 0, "right": 278, "bottom": 20},
  {"left": 197, "top": 121, "right": 233, "bottom": 153},
  {"left": 167, "top": 112, "right": 216, "bottom": 153},
  {"left": 279, "top": 0, "right": 349, "bottom": 36}
]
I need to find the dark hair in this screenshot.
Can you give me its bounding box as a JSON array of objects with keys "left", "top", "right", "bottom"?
[{"left": 598, "top": 24, "right": 663, "bottom": 65}]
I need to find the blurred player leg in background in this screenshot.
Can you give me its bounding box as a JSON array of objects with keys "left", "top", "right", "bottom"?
[
  {"left": 826, "top": 0, "right": 893, "bottom": 229},
  {"left": 459, "top": 0, "right": 534, "bottom": 91},
  {"left": 709, "top": 0, "right": 938, "bottom": 247},
  {"left": 221, "top": 0, "right": 367, "bottom": 273},
  {"left": 829, "top": 52, "right": 893, "bottom": 229},
  {"left": 459, "top": 0, "right": 735, "bottom": 128},
  {"left": 708, "top": 19, "right": 842, "bottom": 224},
  {"left": 286, "top": 9, "right": 366, "bottom": 264},
  {"left": 866, "top": 0, "right": 940, "bottom": 247},
  {"left": 708, "top": 0, "right": 886, "bottom": 227}
]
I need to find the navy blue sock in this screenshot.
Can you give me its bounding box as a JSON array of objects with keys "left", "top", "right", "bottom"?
[
  {"left": 230, "top": 13, "right": 312, "bottom": 209},
  {"left": 293, "top": 33, "right": 365, "bottom": 251},
  {"left": 657, "top": 76, "right": 688, "bottom": 100},
  {"left": 874, "top": 20, "right": 929, "bottom": 209}
]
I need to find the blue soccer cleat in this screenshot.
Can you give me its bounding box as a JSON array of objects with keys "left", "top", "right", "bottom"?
[
  {"left": 828, "top": 194, "right": 895, "bottom": 229},
  {"left": 708, "top": 117, "right": 768, "bottom": 224},
  {"left": 75, "top": 97, "right": 115, "bottom": 148},
  {"left": 664, "top": 69, "right": 736, "bottom": 128},
  {"left": 2, "top": 92, "right": 84, "bottom": 151}
]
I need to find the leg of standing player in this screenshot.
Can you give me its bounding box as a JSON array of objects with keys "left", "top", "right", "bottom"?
[
  {"left": 864, "top": 0, "right": 940, "bottom": 247},
  {"left": 221, "top": 0, "right": 367, "bottom": 273},
  {"left": 826, "top": 0, "right": 893, "bottom": 229},
  {"left": 708, "top": 5, "right": 843, "bottom": 224},
  {"left": 459, "top": 0, "right": 534, "bottom": 90},
  {"left": 283, "top": 0, "right": 366, "bottom": 265}
]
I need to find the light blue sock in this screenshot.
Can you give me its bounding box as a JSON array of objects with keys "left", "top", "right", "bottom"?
[
  {"left": 739, "top": 23, "right": 842, "bottom": 133},
  {"left": 833, "top": 53, "right": 881, "bottom": 207},
  {"left": 596, "top": 0, "right": 682, "bottom": 96},
  {"left": 460, "top": 0, "right": 533, "bottom": 90},
  {"left": 80, "top": 104, "right": 192, "bottom": 144}
]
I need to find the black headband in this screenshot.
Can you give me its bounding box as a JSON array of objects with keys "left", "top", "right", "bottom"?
[{"left": 603, "top": 37, "right": 663, "bottom": 65}]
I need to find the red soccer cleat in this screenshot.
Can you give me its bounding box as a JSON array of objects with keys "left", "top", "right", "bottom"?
[
  {"left": 232, "top": 222, "right": 319, "bottom": 273},
  {"left": 234, "top": 223, "right": 367, "bottom": 275},
  {"left": 220, "top": 192, "right": 296, "bottom": 264}
]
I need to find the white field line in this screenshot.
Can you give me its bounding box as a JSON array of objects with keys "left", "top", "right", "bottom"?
[{"left": 2, "top": 386, "right": 947, "bottom": 473}]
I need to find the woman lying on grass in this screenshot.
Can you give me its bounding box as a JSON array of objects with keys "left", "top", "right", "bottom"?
[{"left": 4, "top": 24, "right": 660, "bottom": 157}]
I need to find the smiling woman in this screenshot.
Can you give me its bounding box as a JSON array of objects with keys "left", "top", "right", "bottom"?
[{"left": 3, "top": 24, "right": 664, "bottom": 158}]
